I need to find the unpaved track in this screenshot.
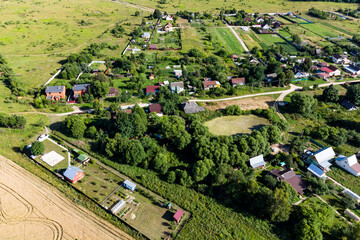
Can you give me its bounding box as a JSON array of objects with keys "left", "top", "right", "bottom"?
[{"left": 0, "top": 155, "right": 133, "bottom": 240}]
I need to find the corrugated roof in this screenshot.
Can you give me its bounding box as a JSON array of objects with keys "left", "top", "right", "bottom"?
[
  {"left": 307, "top": 163, "right": 324, "bottom": 178},
  {"left": 123, "top": 180, "right": 136, "bottom": 190},
  {"left": 314, "top": 147, "right": 335, "bottom": 164},
  {"left": 173, "top": 209, "right": 184, "bottom": 221},
  {"left": 249, "top": 155, "right": 266, "bottom": 169}
]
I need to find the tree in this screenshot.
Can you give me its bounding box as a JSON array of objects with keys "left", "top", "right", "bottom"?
[
  {"left": 268, "top": 188, "right": 292, "bottom": 222},
  {"left": 71, "top": 119, "right": 87, "bottom": 138},
  {"left": 290, "top": 93, "right": 317, "bottom": 117},
  {"left": 193, "top": 159, "right": 214, "bottom": 182},
  {"left": 153, "top": 9, "right": 162, "bottom": 19},
  {"left": 135, "top": 11, "right": 140, "bottom": 16},
  {"left": 167, "top": 171, "right": 176, "bottom": 184},
  {"left": 302, "top": 57, "right": 312, "bottom": 73},
  {"left": 124, "top": 140, "right": 146, "bottom": 166},
  {"left": 292, "top": 34, "right": 302, "bottom": 45},
  {"left": 152, "top": 153, "right": 170, "bottom": 174},
  {"left": 342, "top": 194, "right": 357, "bottom": 210},
  {"left": 225, "top": 105, "right": 242, "bottom": 115},
  {"left": 31, "top": 141, "right": 45, "bottom": 155},
  {"left": 86, "top": 126, "right": 98, "bottom": 138},
  {"left": 346, "top": 84, "right": 360, "bottom": 106},
  {"left": 93, "top": 100, "right": 103, "bottom": 115}
]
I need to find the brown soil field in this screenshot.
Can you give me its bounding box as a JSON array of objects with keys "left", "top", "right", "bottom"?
[
  {"left": 0, "top": 155, "right": 133, "bottom": 240},
  {"left": 203, "top": 96, "right": 275, "bottom": 111}
]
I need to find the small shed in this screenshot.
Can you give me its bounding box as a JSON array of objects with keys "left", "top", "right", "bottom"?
[
  {"left": 111, "top": 199, "right": 126, "bottom": 214},
  {"left": 123, "top": 179, "right": 136, "bottom": 191},
  {"left": 63, "top": 166, "right": 84, "bottom": 183},
  {"left": 249, "top": 155, "right": 266, "bottom": 169},
  {"left": 77, "top": 154, "right": 90, "bottom": 164},
  {"left": 173, "top": 209, "right": 184, "bottom": 223}
]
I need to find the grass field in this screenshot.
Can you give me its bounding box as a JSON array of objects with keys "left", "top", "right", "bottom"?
[
  {"left": 121, "top": 0, "right": 357, "bottom": 14},
  {"left": 327, "top": 167, "right": 360, "bottom": 196},
  {"left": 38, "top": 139, "right": 69, "bottom": 171},
  {"left": 181, "top": 26, "right": 204, "bottom": 52},
  {"left": 301, "top": 23, "right": 345, "bottom": 39},
  {"left": 208, "top": 28, "right": 244, "bottom": 55},
  {"left": 205, "top": 115, "right": 270, "bottom": 136},
  {"left": 0, "top": 0, "right": 142, "bottom": 89},
  {"left": 237, "top": 29, "right": 262, "bottom": 50}
]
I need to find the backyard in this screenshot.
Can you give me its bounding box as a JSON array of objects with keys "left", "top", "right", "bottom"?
[{"left": 205, "top": 115, "right": 270, "bottom": 135}]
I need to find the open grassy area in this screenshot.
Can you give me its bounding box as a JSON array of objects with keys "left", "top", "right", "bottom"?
[
  {"left": 208, "top": 27, "right": 244, "bottom": 55},
  {"left": 181, "top": 26, "right": 204, "bottom": 52},
  {"left": 121, "top": 0, "right": 357, "bottom": 14},
  {"left": 150, "top": 30, "right": 181, "bottom": 49},
  {"left": 237, "top": 29, "right": 262, "bottom": 50},
  {"left": 327, "top": 167, "right": 360, "bottom": 196},
  {"left": 205, "top": 115, "right": 270, "bottom": 136},
  {"left": 0, "top": 0, "right": 142, "bottom": 89},
  {"left": 38, "top": 139, "right": 69, "bottom": 172},
  {"left": 256, "top": 33, "right": 298, "bottom": 54}
]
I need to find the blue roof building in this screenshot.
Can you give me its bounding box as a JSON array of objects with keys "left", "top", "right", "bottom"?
[{"left": 123, "top": 179, "right": 136, "bottom": 191}]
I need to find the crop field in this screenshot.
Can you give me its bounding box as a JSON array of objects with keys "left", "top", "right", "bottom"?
[
  {"left": 205, "top": 115, "right": 270, "bottom": 136},
  {"left": 0, "top": 0, "right": 142, "bottom": 89},
  {"left": 256, "top": 34, "right": 298, "bottom": 54},
  {"left": 208, "top": 28, "right": 244, "bottom": 55},
  {"left": 301, "top": 23, "right": 346, "bottom": 39}
]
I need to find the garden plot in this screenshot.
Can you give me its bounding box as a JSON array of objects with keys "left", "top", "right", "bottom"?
[
  {"left": 208, "top": 27, "right": 244, "bottom": 55},
  {"left": 103, "top": 187, "right": 187, "bottom": 240},
  {"left": 150, "top": 30, "right": 181, "bottom": 50},
  {"left": 256, "top": 34, "right": 298, "bottom": 54}
]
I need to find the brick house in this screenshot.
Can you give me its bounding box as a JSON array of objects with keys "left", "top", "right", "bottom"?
[{"left": 45, "top": 86, "right": 66, "bottom": 101}]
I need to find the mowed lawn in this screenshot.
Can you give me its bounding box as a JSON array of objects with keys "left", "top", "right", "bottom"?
[
  {"left": 0, "top": 0, "right": 142, "bottom": 89},
  {"left": 209, "top": 28, "right": 244, "bottom": 55},
  {"left": 205, "top": 115, "right": 270, "bottom": 136},
  {"left": 39, "top": 139, "right": 69, "bottom": 171}
]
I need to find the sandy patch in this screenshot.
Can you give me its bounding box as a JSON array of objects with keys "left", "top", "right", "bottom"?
[
  {"left": 203, "top": 96, "right": 275, "bottom": 111},
  {"left": 0, "top": 155, "right": 133, "bottom": 240}
]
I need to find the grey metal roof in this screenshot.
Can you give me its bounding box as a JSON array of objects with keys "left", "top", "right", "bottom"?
[
  {"left": 250, "top": 155, "right": 266, "bottom": 169},
  {"left": 123, "top": 179, "right": 136, "bottom": 190},
  {"left": 72, "top": 84, "right": 90, "bottom": 91},
  {"left": 45, "top": 85, "right": 64, "bottom": 93}
]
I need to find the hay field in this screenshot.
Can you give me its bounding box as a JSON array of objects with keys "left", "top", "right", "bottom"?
[
  {"left": 205, "top": 115, "right": 270, "bottom": 136},
  {"left": 0, "top": 0, "right": 142, "bottom": 89},
  {"left": 0, "top": 155, "right": 132, "bottom": 240}
]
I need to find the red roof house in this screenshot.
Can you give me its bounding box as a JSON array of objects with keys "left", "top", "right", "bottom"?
[
  {"left": 149, "top": 45, "right": 157, "bottom": 50},
  {"left": 270, "top": 169, "right": 307, "bottom": 195},
  {"left": 107, "top": 87, "right": 119, "bottom": 97},
  {"left": 63, "top": 166, "right": 84, "bottom": 183},
  {"left": 173, "top": 209, "right": 184, "bottom": 223},
  {"left": 149, "top": 103, "right": 162, "bottom": 114},
  {"left": 146, "top": 85, "right": 160, "bottom": 95},
  {"left": 230, "top": 78, "right": 245, "bottom": 87}
]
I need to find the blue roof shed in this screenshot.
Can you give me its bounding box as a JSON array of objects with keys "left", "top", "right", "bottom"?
[{"left": 123, "top": 179, "right": 136, "bottom": 191}]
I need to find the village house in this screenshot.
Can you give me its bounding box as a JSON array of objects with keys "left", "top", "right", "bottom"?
[
  {"left": 174, "top": 69, "right": 183, "bottom": 78},
  {"left": 293, "top": 68, "right": 310, "bottom": 79},
  {"left": 230, "top": 77, "right": 246, "bottom": 87},
  {"left": 182, "top": 102, "right": 205, "bottom": 114},
  {"left": 341, "top": 99, "right": 358, "bottom": 111},
  {"left": 249, "top": 155, "right": 266, "bottom": 169},
  {"left": 203, "top": 80, "right": 220, "bottom": 90},
  {"left": 165, "top": 15, "right": 173, "bottom": 21},
  {"left": 149, "top": 103, "right": 163, "bottom": 115},
  {"left": 308, "top": 147, "right": 335, "bottom": 171},
  {"left": 331, "top": 54, "right": 350, "bottom": 64},
  {"left": 45, "top": 85, "right": 66, "bottom": 101},
  {"left": 270, "top": 168, "right": 307, "bottom": 195},
  {"left": 72, "top": 84, "right": 90, "bottom": 100},
  {"left": 344, "top": 64, "right": 360, "bottom": 76},
  {"left": 162, "top": 23, "right": 173, "bottom": 32},
  {"left": 106, "top": 87, "right": 119, "bottom": 97},
  {"left": 149, "top": 73, "right": 155, "bottom": 80},
  {"left": 149, "top": 44, "right": 157, "bottom": 50},
  {"left": 142, "top": 32, "right": 151, "bottom": 39},
  {"left": 145, "top": 85, "right": 160, "bottom": 95},
  {"left": 170, "top": 81, "right": 184, "bottom": 93},
  {"left": 335, "top": 155, "right": 360, "bottom": 177},
  {"left": 320, "top": 66, "right": 341, "bottom": 77},
  {"left": 265, "top": 73, "right": 277, "bottom": 82},
  {"left": 63, "top": 166, "right": 84, "bottom": 183}
]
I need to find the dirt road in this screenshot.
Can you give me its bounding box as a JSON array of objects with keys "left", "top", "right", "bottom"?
[{"left": 0, "top": 155, "right": 133, "bottom": 240}]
